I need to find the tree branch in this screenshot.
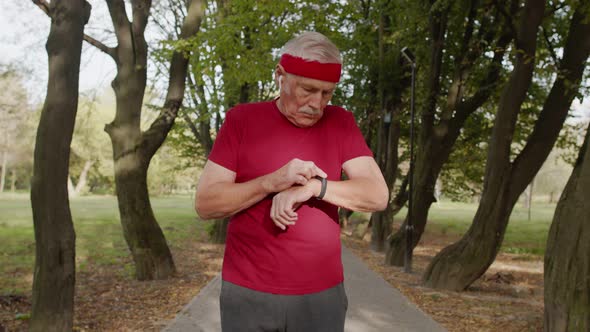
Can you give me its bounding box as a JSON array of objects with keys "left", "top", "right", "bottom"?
[
  {"left": 422, "top": 3, "right": 450, "bottom": 135},
  {"left": 182, "top": 112, "right": 201, "bottom": 142},
  {"left": 493, "top": 0, "right": 518, "bottom": 41},
  {"left": 83, "top": 35, "right": 116, "bottom": 59},
  {"left": 106, "top": 0, "right": 131, "bottom": 45},
  {"left": 542, "top": 25, "right": 560, "bottom": 67},
  {"left": 32, "top": 0, "right": 50, "bottom": 15},
  {"left": 510, "top": 4, "right": 590, "bottom": 197},
  {"left": 142, "top": 0, "right": 204, "bottom": 157},
  {"left": 33, "top": 0, "right": 116, "bottom": 60},
  {"left": 132, "top": 0, "right": 152, "bottom": 36}
]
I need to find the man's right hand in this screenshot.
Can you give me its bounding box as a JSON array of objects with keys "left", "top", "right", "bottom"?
[{"left": 262, "top": 158, "right": 327, "bottom": 193}]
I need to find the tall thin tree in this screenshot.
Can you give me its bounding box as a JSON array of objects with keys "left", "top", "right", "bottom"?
[{"left": 29, "top": 0, "right": 90, "bottom": 330}]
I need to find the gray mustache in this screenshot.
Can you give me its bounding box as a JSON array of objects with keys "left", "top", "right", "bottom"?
[{"left": 299, "top": 108, "right": 320, "bottom": 115}]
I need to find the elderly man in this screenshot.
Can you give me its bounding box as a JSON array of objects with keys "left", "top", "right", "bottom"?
[{"left": 195, "top": 31, "right": 388, "bottom": 332}]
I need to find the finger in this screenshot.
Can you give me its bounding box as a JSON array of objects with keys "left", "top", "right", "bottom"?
[
  {"left": 281, "top": 209, "right": 297, "bottom": 222},
  {"left": 275, "top": 213, "right": 293, "bottom": 228},
  {"left": 286, "top": 207, "right": 297, "bottom": 219},
  {"left": 313, "top": 165, "right": 327, "bottom": 178},
  {"left": 273, "top": 218, "right": 286, "bottom": 230},
  {"left": 295, "top": 175, "right": 308, "bottom": 185},
  {"left": 271, "top": 196, "right": 279, "bottom": 221},
  {"left": 284, "top": 202, "right": 298, "bottom": 219},
  {"left": 271, "top": 197, "right": 293, "bottom": 229},
  {"left": 277, "top": 199, "right": 297, "bottom": 222}
]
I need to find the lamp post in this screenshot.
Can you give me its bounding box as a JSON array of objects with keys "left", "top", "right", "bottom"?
[{"left": 401, "top": 47, "right": 416, "bottom": 273}]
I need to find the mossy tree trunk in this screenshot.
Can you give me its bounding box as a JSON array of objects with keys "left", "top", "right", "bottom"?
[{"left": 544, "top": 123, "right": 590, "bottom": 331}]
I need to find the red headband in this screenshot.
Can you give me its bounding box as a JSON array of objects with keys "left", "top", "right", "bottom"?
[{"left": 279, "top": 54, "right": 342, "bottom": 83}]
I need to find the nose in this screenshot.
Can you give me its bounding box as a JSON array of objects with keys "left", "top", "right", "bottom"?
[{"left": 308, "top": 91, "right": 322, "bottom": 110}]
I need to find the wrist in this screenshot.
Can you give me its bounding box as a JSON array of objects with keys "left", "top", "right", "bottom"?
[
  {"left": 260, "top": 174, "right": 275, "bottom": 193},
  {"left": 313, "top": 176, "right": 327, "bottom": 200},
  {"left": 306, "top": 178, "right": 322, "bottom": 198}
]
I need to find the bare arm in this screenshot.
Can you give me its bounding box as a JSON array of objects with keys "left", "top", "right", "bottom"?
[
  {"left": 322, "top": 156, "right": 389, "bottom": 212},
  {"left": 195, "top": 159, "right": 327, "bottom": 220},
  {"left": 270, "top": 156, "right": 388, "bottom": 228}
]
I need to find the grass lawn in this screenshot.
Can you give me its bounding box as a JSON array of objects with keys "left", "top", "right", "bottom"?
[
  {"left": 0, "top": 194, "right": 555, "bottom": 295},
  {"left": 0, "top": 193, "right": 208, "bottom": 295},
  {"left": 395, "top": 201, "right": 555, "bottom": 256}
]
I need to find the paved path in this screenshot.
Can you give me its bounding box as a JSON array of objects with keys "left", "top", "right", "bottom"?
[{"left": 163, "top": 247, "right": 447, "bottom": 332}]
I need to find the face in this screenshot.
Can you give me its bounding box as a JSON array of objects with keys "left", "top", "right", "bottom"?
[{"left": 276, "top": 66, "right": 336, "bottom": 128}]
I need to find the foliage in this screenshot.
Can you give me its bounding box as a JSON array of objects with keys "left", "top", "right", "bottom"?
[{"left": 0, "top": 67, "right": 34, "bottom": 192}]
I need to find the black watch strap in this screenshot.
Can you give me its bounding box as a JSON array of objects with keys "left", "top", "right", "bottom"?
[{"left": 314, "top": 176, "right": 327, "bottom": 200}]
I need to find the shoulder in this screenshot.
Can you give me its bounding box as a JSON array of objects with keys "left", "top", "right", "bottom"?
[
  {"left": 324, "top": 104, "right": 357, "bottom": 126},
  {"left": 227, "top": 101, "right": 275, "bottom": 119}
]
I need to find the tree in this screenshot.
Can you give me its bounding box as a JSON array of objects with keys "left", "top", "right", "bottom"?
[
  {"left": 68, "top": 94, "right": 110, "bottom": 197},
  {"left": 155, "top": 0, "right": 352, "bottom": 243},
  {"left": 423, "top": 0, "right": 590, "bottom": 291},
  {"left": 384, "top": 0, "right": 514, "bottom": 265},
  {"left": 0, "top": 68, "right": 29, "bottom": 192},
  {"left": 29, "top": 0, "right": 90, "bottom": 330},
  {"left": 544, "top": 123, "right": 590, "bottom": 332},
  {"left": 79, "top": 0, "right": 204, "bottom": 279}
]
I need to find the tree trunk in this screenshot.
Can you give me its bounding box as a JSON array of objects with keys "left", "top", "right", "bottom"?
[
  {"left": 386, "top": 1, "right": 518, "bottom": 266},
  {"left": 338, "top": 208, "right": 353, "bottom": 229},
  {"left": 74, "top": 160, "right": 94, "bottom": 194},
  {"left": 112, "top": 160, "right": 177, "bottom": 279},
  {"left": 424, "top": 0, "right": 590, "bottom": 291},
  {"left": 105, "top": 0, "right": 173, "bottom": 278},
  {"left": 385, "top": 2, "right": 492, "bottom": 266},
  {"left": 29, "top": 1, "right": 90, "bottom": 330},
  {"left": 210, "top": 218, "right": 229, "bottom": 244},
  {"left": 544, "top": 125, "right": 590, "bottom": 332},
  {"left": 423, "top": 0, "right": 545, "bottom": 290},
  {"left": 0, "top": 149, "right": 7, "bottom": 192},
  {"left": 67, "top": 176, "right": 75, "bottom": 197},
  {"left": 10, "top": 169, "right": 16, "bottom": 192},
  {"left": 386, "top": 169, "right": 437, "bottom": 264},
  {"left": 104, "top": 0, "right": 203, "bottom": 280},
  {"left": 369, "top": 9, "right": 404, "bottom": 252}
]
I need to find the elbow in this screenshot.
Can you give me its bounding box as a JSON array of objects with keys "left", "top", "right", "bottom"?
[
  {"left": 356, "top": 190, "right": 388, "bottom": 213},
  {"left": 195, "top": 196, "right": 231, "bottom": 220},
  {"left": 374, "top": 185, "right": 389, "bottom": 211},
  {"left": 195, "top": 205, "right": 223, "bottom": 220},
  {"left": 194, "top": 202, "right": 210, "bottom": 220},
  {"left": 194, "top": 195, "right": 215, "bottom": 220},
  {"left": 373, "top": 196, "right": 388, "bottom": 212}
]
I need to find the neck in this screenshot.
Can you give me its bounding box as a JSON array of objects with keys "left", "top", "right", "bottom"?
[{"left": 275, "top": 98, "right": 287, "bottom": 117}]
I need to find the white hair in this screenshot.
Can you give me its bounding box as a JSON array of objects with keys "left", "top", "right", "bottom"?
[{"left": 280, "top": 31, "right": 342, "bottom": 64}]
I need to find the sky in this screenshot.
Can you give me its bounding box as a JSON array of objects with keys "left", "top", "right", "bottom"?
[
  {"left": 1, "top": 0, "right": 118, "bottom": 103},
  {"left": 1, "top": 0, "right": 589, "bottom": 122}
]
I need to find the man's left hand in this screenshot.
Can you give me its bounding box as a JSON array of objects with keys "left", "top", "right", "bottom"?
[{"left": 270, "top": 180, "right": 320, "bottom": 230}]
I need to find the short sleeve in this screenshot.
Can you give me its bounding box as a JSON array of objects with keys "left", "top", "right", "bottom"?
[
  {"left": 340, "top": 111, "right": 373, "bottom": 163},
  {"left": 208, "top": 108, "right": 241, "bottom": 171}
]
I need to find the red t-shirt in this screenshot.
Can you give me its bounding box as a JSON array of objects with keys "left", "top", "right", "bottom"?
[{"left": 208, "top": 100, "right": 372, "bottom": 295}]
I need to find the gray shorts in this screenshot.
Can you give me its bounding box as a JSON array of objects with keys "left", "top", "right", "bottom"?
[{"left": 220, "top": 281, "right": 348, "bottom": 332}]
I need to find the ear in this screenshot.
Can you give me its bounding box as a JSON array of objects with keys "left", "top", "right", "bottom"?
[{"left": 275, "top": 64, "right": 286, "bottom": 90}]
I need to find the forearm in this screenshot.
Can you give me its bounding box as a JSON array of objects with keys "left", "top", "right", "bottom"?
[
  {"left": 314, "top": 177, "right": 389, "bottom": 212},
  {"left": 195, "top": 176, "right": 272, "bottom": 220},
  {"left": 195, "top": 157, "right": 330, "bottom": 220}
]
